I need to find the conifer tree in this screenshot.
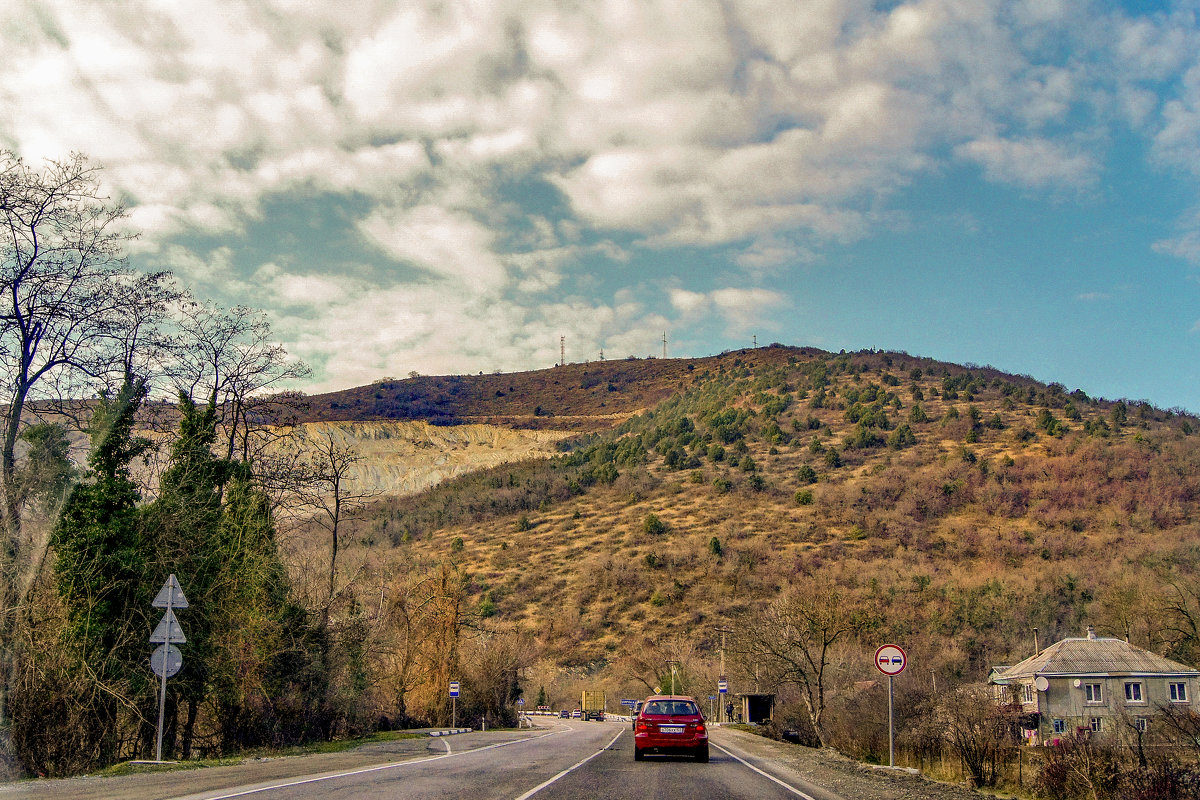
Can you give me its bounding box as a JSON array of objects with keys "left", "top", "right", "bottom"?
[{"left": 46, "top": 379, "right": 154, "bottom": 767}]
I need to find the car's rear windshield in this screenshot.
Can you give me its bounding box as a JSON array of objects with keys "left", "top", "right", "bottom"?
[{"left": 644, "top": 700, "right": 699, "bottom": 716}]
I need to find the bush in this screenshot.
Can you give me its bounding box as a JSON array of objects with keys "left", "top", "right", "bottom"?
[
  {"left": 643, "top": 513, "right": 667, "bottom": 535},
  {"left": 708, "top": 537, "right": 723, "bottom": 557},
  {"left": 795, "top": 490, "right": 814, "bottom": 506},
  {"left": 797, "top": 465, "right": 818, "bottom": 484},
  {"left": 887, "top": 424, "right": 917, "bottom": 450}
]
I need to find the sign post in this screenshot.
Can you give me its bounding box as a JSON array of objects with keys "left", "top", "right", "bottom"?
[
  {"left": 449, "top": 680, "right": 460, "bottom": 728},
  {"left": 874, "top": 644, "right": 907, "bottom": 768},
  {"left": 150, "top": 574, "right": 188, "bottom": 762}
]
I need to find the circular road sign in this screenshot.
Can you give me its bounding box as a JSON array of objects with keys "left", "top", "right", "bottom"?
[
  {"left": 875, "top": 644, "right": 907, "bottom": 676},
  {"left": 151, "top": 644, "right": 183, "bottom": 678}
]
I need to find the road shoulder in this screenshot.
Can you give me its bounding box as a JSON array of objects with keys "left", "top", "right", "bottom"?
[{"left": 710, "top": 727, "right": 994, "bottom": 800}]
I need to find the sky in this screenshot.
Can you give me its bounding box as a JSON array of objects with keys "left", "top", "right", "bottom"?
[{"left": 3, "top": 1, "right": 1200, "bottom": 411}]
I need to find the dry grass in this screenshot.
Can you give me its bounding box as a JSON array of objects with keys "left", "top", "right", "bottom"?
[{"left": 280, "top": 347, "right": 1200, "bottom": 702}]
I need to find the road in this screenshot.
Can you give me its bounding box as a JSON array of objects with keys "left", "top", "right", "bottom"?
[{"left": 0, "top": 721, "right": 844, "bottom": 800}]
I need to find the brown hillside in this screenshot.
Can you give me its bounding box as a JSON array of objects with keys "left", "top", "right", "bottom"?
[
  {"left": 297, "top": 346, "right": 825, "bottom": 430},
  {"left": 283, "top": 346, "right": 1200, "bottom": 712}
]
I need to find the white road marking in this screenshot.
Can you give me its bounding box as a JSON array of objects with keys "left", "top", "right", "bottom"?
[
  {"left": 180, "top": 729, "right": 567, "bottom": 800},
  {"left": 512, "top": 728, "right": 624, "bottom": 800},
  {"left": 711, "top": 742, "right": 820, "bottom": 800}
]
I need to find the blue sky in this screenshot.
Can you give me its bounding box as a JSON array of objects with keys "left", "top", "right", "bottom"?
[{"left": 3, "top": 1, "right": 1199, "bottom": 410}]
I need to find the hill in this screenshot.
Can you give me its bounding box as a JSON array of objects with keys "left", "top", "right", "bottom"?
[{"left": 281, "top": 345, "right": 1200, "bottom": 720}]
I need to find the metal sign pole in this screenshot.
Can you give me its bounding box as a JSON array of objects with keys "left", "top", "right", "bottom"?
[
  {"left": 888, "top": 675, "right": 894, "bottom": 768},
  {"left": 155, "top": 591, "right": 172, "bottom": 762},
  {"left": 452, "top": 695, "right": 457, "bottom": 728}
]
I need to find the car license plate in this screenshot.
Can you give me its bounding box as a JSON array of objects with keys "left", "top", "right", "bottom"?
[{"left": 660, "top": 725, "right": 684, "bottom": 734}]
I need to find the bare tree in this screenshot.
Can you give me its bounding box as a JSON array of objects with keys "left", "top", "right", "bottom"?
[
  {"left": 734, "top": 577, "right": 877, "bottom": 746},
  {"left": 168, "top": 301, "right": 311, "bottom": 465},
  {"left": 0, "top": 151, "right": 158, "bottom": 725},
  {"left": 939, "top": 685, "right": 1016, "bottom": 788},
  {"left": 283, "top": 430, "right": 378, "bottom": 620}
]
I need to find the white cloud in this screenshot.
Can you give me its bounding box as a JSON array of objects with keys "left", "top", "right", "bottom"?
[
  {"left": 4, "top": 0, "right": 1200, "bottom": 390},
  {"left": 670, "top": 286, "right": 788, "bottom": 336},
  {"left": 358, "top": 204, "right": 507, "bottom": 290},
  {"left": 955, "top": 136, "right": 1099, "bottom": 189},
  {"left": 1153, "top": 207, "right": 1200, "bottom": 266}
]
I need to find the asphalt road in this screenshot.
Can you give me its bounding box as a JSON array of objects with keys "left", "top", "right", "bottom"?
[{"left": 0, "top": 722, "right": 844, "bottom": 800}]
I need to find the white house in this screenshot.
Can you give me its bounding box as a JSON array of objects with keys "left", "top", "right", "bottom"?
[{"left": 990, "top": 627, "right": 1200, "bottom": 744}]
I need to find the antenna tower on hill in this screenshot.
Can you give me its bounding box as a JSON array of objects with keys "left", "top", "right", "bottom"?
[
  {"left": 662, "top": 332, "right": 667, "bottom": 359},
  {"left": 560, "top": 335, "right": 565, "bottom": 367}
]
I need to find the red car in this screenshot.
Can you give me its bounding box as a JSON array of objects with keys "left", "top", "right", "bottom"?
[{"left": 633, "top": 695, "right": 709, "bottom": 762}]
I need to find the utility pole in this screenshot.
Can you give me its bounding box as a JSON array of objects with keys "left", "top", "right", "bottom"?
[
  {"left": 714, "top": 626, "right": 732, "bottom": 723},
  {"left": 667, "top": 660, "right": 680, "bottom": 695}
]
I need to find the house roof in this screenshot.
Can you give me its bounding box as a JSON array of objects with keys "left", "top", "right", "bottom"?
[{"left": 994, "top": 635, "right": 1200, "bottom": 682}]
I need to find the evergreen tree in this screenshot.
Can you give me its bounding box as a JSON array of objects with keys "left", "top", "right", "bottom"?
[
  {"left": 46, "top": 379, "right": 154, "bottom": 767},
  {"left": 143, "top": 392, "right": 230, "bottom": 757}
]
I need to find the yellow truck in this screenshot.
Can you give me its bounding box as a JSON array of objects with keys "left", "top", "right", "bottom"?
[{"left": 580, "top": 690, "right": 606, "bottom": 721}]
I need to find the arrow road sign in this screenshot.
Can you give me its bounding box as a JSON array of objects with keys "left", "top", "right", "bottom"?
[
  {"left": 151, "top": 644, "right": 183, "bottom": 679},
  {"left": 150, "top": 608, "right": 187, "bottom": 644},
  {"left": 152, "top": 574, "right": 189, "bottom": 609}
]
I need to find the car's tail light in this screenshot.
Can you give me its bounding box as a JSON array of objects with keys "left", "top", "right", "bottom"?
[
  {"left": 635, "top": 721, "right": 649, "bottom": 733},
  {"left": 696, "top": 723, "right": 706, "bottom": 734}
]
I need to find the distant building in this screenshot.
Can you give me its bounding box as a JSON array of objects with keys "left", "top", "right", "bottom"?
[{"left": 990, "top": 626, "right": 1200, "bottom": 744}]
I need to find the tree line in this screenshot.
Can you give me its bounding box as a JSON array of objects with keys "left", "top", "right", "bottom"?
[{"left": 0, "top": 152, "right": 528, "bottom": 777}]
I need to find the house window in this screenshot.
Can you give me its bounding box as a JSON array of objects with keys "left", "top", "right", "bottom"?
[
  {"left": 1124, "top": 682, "right": 1143, "bottom": 703},
  {"left": 1053, "top": 719, "right": 1066, "bottom": 734},
  {"left": 1022, "top": 683, "right": 1034, "bottom": 703},
  {"left": 1134, "top": 717, "right": 1148, "bottom": 733},
  {"left": 1089, "top": 717, "right": 1103, "bottom": 733},
  {"left": 1085, "top": 683, "right": 1103, "bottom": 703},
  {"left": 1170, "top": 682, "right": 1188, "bottom": 703}
]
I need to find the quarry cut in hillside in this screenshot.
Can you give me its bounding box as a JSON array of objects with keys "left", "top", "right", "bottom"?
[{"left": 283, "top": 419, "right": 574, "bottom": 497}]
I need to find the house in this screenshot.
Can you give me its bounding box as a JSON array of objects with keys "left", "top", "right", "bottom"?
[{"left": 990, "top": 626, "right": 1200, "bottom": 744}]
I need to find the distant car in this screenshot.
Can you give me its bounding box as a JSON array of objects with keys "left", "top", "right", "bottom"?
[
  {"left": 560, "top": 709, "right": 570, "bottom": 718},
  {"left": 571, "top": 709, "right": 581, "bottom": 718},
  {"left": 633, "top": 695, "right": 708, "bottom": 762},
  {"left": 630, "top": 700, "right": 643, "bottom": 729}
]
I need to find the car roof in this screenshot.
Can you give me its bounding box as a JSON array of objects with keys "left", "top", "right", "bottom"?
[{"left": 642, "top": 694, "right": 696, "bottom": 702}]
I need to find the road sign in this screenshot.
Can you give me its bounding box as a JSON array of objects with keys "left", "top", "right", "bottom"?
[
  {"left": 149, "top": 574, "right": 188, "bottom": 764},
  {"left": 449, "top": 680, "right": 460, "bottom": 698},
  {"left": 621, "top": 699, "right": 637, "bottom": 707},
  {"left": 718, "top": 677, "right": 728, "bottom": 694},
  {"left": 152, "top": 574, "right": 189, "bottom": 609},
  {"left": 150, "top": 608, "right": 187, "bottom": 644},
  {"left": 150, "top": 644, "right": 183, "bottom": 678},
  {"left": 518, "top": 697, "right": 525, "bottom": 706},
  {"left": 875, "top": 644, "right": 907, "bottom": 676}
]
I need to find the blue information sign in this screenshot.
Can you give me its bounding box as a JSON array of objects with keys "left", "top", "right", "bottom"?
[{"left": 449, "top": 680, "right": 460, "bottom": 698}]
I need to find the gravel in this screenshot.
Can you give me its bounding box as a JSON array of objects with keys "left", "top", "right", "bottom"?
[{"left": 712, "top": 727, "right": 1015, "bottom": 800}]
